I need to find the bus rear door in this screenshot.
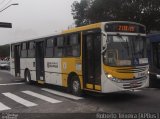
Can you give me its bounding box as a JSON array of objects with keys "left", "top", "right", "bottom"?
[
  {"left": 14, "top": 45, "right": 20, "bottom": 77},
  {"left": 35, "top": 41, "right": 45, "bottom": 82}
]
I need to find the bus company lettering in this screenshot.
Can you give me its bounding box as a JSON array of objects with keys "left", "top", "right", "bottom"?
[{"left": 47, "top": 62, "right": 58, "bottom": 68}]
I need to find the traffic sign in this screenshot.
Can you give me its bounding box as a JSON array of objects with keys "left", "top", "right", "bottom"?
[{"left": 0, "top": 22, "right": 12, "bottom": 28}]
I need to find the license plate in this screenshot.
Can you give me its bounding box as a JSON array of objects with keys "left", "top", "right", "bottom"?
[
  {"left": 130, "top": 81, "right": 138, "bottom": 87},
  {"left": 138, "top": 72, "right": 145, "bottom": 77}
]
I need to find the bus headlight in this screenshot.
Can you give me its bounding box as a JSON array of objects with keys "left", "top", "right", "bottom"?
[
  {"left": 107, "top": 74, "right": 114, "bottom": 79},
  {"left": 105, "top": 73, "right": 116, "bottom": 81}
]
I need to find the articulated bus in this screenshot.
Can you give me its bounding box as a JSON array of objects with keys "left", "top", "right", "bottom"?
[
  {"left": 147, "top": 34, "right": 160, "bottom": 87},
  {"left": 10, "top": 21, "right": 149, "bottom": 96}
]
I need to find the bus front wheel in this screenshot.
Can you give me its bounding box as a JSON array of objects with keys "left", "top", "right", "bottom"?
[{"left": 71, "top": 76, "right": 82, "bottom": 96}]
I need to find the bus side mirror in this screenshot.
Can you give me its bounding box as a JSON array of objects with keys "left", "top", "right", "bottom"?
[
  {"left": 101, "top": 44, "right": 107, "bottom": 54},
  {"left": 102, "top": 31, "right": 108, "bottom": 43}
]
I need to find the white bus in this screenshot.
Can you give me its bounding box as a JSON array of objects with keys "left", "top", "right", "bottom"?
[{"left": 10, "top": 21, "right": 149, "bottom": 96}]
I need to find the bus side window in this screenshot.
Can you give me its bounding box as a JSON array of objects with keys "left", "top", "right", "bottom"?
[
  {"left": 57, "top": 36, "right": 64, "bottom": 47},
  {"left": 63, "top": 33, "right": 81, "bottom": 57},
  {"left": 64, "top": 35, "right": 72, "bottom": 57},
  {"left": 21, "top": 43, "right": 28, "bottom": 58},
  {"left": 28, "top": 41, "right": 35, "bottom": 58},
  {"left": 54, "top": 37, "right": 63, "bottom": 57},
  {"left": 70, "top": 33, "right": 80, "bottom": 57},
  {"left": 45, "top": 37, "right": 54, "bottom": 58}
]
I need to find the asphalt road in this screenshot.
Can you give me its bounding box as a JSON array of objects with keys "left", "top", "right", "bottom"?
[{"left": 0, "top": 70, "right": 160, "bottom": 119}]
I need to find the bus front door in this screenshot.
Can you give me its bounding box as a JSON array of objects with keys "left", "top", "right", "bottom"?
[
  {"left": 14, "top": 45, "right": 20, "bottom": 77},
  {"left": 83, "top": 32, "right": 101, "bottom": 91},
  {"left": 36, "top": 41, "right": 45, "bottom": 82}
]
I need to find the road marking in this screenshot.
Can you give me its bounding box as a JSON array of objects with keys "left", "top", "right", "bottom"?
[
  {"left": 22, "top": 90, "right": 62, "bottom": 104},
  {"left": 0, "top": 102, "right": 10, "bottom": 111},
  {"left": 0, "top": 83, "right": 25, "bottom": 86},
  {"left": 2, "top": 92, "right": 37, "bottom": 107},
  {"left": 42, "top": 88, "right": 83, "bottom": 100}
]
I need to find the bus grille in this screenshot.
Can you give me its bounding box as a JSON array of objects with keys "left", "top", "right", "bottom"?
[
  {"left": 116, "top": 67, "right": 147, "bottom": 73},
  {"left": 123, "top": 81, "right": 143, "bottom": 89}
]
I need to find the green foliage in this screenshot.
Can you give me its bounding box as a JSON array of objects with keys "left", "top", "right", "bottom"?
[
  {"left": 71, "top": 0, "right": 93, "bottom": 26},
  {"left": 72, "top": 0, "right": 160, "bottom": 32},
  {"left": 0, "top": 45, "right": 10, "bottom": 58}
]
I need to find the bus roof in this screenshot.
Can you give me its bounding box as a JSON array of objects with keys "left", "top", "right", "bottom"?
[
  {"left": 11, "top": 21, "right": 145, "bottom": 44},
  {"left": 62, "top": 21, "right": 145, "bottom": 34},
  {"left": 62, "top": 23, "right": 101, "bottom": 34}
]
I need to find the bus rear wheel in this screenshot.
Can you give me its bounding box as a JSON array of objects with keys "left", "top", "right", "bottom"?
[
  {"left": 71, "top": 76, "right": 82, "bottom": 96},
  {"left": 25, "top": 70, "right": 32, "bottom": 84}
]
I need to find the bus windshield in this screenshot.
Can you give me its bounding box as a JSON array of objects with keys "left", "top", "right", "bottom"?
[{"left": 103, "top": 35, "right": 148, "bottom": 66}]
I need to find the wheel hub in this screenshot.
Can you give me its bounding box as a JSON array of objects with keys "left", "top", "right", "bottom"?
[
  {"left": 26, "top": 74, "right": 29, "bottom": 82},
  {"left": 73, "top": 80, "right": 79, "bottom": 92}
]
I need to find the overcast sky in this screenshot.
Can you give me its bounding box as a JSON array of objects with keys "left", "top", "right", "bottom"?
[{"left": 0, "top": 0, "right": 79, "bottom": 45}]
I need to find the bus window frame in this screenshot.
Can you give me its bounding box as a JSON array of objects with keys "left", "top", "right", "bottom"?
[
  {"left": 52, "top": 32, "right": 81, "bottom": 58},
  {"left": 28, "top": 41, "right": 35, "bottom": 58},
  {"left": 45, "top": 37, "right": 54, "bottom": 58},
  {"left": 20, "top": 42, "right": 28, "bottom": 58}
]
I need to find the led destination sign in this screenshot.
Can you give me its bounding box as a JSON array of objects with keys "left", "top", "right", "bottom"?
[
  {"left": 117, "top": 25, "right": 135, "bottom": 32},
  {"left": 105, "top": 23, "right": 146, "bottom": 33}
]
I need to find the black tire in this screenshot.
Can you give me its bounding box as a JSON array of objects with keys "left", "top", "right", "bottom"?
[
  {"left": 149, "top": 74, "right": 157, "bottom": 88},
  {"left": 25, "top": 70, "right": 32, "bottom": 84},
  {"left": 71, "top": 76, "right": 82, "bottom": 96}
]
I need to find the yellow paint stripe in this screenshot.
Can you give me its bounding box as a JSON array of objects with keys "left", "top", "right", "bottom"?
[
  {"left": 103, "top": 65, "right": 134, "bottom": 79},
  {"left": 62, "top": 23, "right": 101, "bottom": 34},
  {"left": 95, "top": 85, "right": 101, "bottom": 91},
  {"left": 86, "top": 84, "right": 93, "bottom": 89},
  {"left": 37, "top": 80, "right": 45, "bottom": 84}
]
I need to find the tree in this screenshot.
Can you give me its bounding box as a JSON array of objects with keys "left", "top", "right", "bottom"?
[
  {"left": 71, "top": 0, "right": 160, "bottom": 32},
  {"left": 71, "top": 0, "right": 93, "bottom": 26}
]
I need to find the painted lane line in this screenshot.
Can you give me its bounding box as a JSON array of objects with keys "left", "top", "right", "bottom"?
[
  {"left": 42, "top": 88, "right": 83, "bottom": 100},
  {"left": 0, "top": 82, "right": 25, "bottom": 86},
  {"left": 22, "top": 90, "right": 62, "bottom": 104},
  {"left": 0, "top": 102, "right": 11, "bottom": 111},
  {"left": 2, "top": 92, "right": 37, "bottom": 107}
]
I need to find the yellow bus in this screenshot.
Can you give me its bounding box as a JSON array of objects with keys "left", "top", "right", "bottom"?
[{"left": 10, "top": 21, "right": 149, "bottom": 96}]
